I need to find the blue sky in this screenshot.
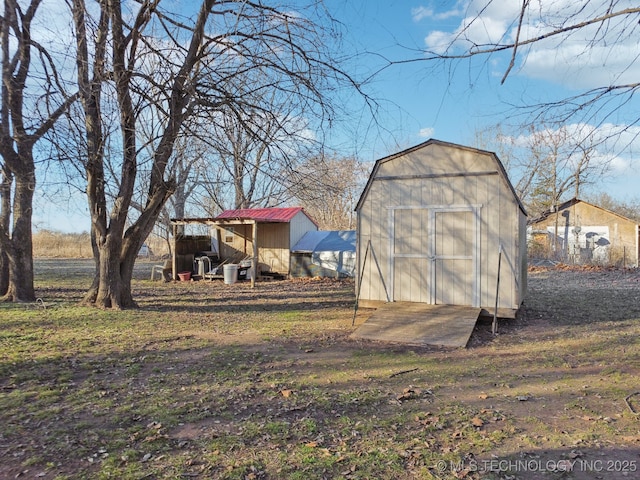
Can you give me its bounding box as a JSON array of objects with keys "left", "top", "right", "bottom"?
[
  {"left": 332, "top": 2, "right": 639, "bottom": 148},
  {"left": 32, "top": 0, "right": 640, "bottom": 232}
]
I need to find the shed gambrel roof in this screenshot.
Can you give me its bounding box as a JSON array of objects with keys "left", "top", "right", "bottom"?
[{"left": 355, "top": 138, "right": 527, "bottom": 216}]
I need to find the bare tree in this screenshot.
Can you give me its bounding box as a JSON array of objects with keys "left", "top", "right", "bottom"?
[
  {"left": 146, "top": 134, "right": 210, "bottom": 257},
  {"left": 476, "top": 123, "right": 610, "bottom": 217},
  {"left": 412, "top": 1, "right": 640, "bottom": 151},
  {"left": 69, "top": 0, "right": 226, "bottom": 308},
  {"left": 0, "top": 0, "right": 77, "bottom": 302},
  {"left": 184, "top": 46, "right": 328, "bottom": 214},
  {"left": 68, "top": 0, "right": 366, "bottom": 308},
  {"left": 585, "top": 192, "right": 640, "bottom": 222},
  {"left": 0, "top": 165, "right": 11, "bottom": 296},
  {"left": 197, "top": 108, "right": 313, "bottom": 211},
  {"left": 512, "top": 125, "right": 609, "bottom": 216},
  {"left": 289, "top": 155, "right": 370, "bottom": 230}
]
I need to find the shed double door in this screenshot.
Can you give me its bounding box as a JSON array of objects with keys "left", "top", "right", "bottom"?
[{"left": 391, "top": 207, "right": 479, "bottom": 306}]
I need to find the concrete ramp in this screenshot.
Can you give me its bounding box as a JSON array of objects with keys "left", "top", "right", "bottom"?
[{"left": 352, "top": 303, "right": 481, "bottom": 348}]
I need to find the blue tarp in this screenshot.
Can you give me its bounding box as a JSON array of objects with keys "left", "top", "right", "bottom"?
[{"left": 291, "top": 230, "right": 356, "bottom": 276}]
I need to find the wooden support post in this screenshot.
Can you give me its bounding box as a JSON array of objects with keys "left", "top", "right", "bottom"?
[
  {"left": 171, "top": 223, "right": 178, "bottom": 281},
  {"left": 214, "top": 225, "right": 223, "bottom": 265},
  {"left": 251, "top": 220, "right": 258, "bottom": 288}
]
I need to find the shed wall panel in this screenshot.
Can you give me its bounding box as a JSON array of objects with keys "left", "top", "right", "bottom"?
[
  {"left": 219, "top": 223, "right": 292, "bottom": 274},
  {"left": 366, "top": 180, "right": 389, "bottom": 301},
  {"left": 258, "top": 223, "right": 290, "bottom": 274},
  {"left": 290, "top": 212, "right": 318, "bottom": 247}
]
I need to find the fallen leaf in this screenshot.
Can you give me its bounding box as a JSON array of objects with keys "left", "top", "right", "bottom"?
[
  {"left": 280, "top": 389, "right": 293, "bottom": 398},
  {"left": 397, "top": 387, "right": 422, "bottom": 401},
  {"left": 454, "top": 469, "right": 472, "bottom": 478},
  {"left": 471, "top": 417, "right": 484, "bottom": 427}
]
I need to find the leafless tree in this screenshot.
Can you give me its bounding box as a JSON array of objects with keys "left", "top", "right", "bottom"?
[
  {"left": 196, "top": 108, "right": 314, "bottom": 211},
  {"left": 68, "top": 0, "right": 367, "bottom": 308},
  {"left": 0, "top": 0, "right": 77, "bottom": 302},
  {"left": 476, "top": 122, "right": 610, "bottom": 217},
  {"left": 584, "top": 192, "right": 640, "bottom": 222},
  {"left": 411, "top": 1, "right": 640, "bottom": 151},
  {"left": 513, "top": 125, "right": 609, "bottom": 216},
  {"left": 289, "top": 155, "right": 370, "bottom": 230}
]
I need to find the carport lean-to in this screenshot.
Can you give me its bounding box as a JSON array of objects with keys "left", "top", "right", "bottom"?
[
  {"left": 170, "top": 217, "right": 258, "bottom": 286},
  {"left": 171, "top": 207, "right": 319, "bottom": 286}
]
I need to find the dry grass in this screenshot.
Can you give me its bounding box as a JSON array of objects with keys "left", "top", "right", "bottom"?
[
  {"left": 0, "top": 261, "right": 639, "bottom": 479},
  {"left": 32, "top": 231, "right": 93, "bottom": 258},
  {"left": 32, "top": 232, "right": 170, "bottom": 259}
]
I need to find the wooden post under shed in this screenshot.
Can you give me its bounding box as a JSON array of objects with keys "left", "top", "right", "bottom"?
[
  {"left": 251, "top": 220, "right": 258, "bottom": 288},
  {"left": 171, "top": 222, "right": 177, "bottom": 281}
]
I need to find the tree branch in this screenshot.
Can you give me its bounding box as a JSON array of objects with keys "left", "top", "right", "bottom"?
[{"left": 502, "top": 0, "right": 529, "bottom": 84}]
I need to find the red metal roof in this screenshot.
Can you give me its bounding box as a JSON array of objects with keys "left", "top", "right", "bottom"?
[{"left": 214, "top": 207, "right": 310, "bottom": 224}]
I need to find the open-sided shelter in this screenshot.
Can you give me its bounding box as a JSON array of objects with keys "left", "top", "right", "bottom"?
[
  {"left": 355, "top": 139, "right": 527, "bottom": 317},
  {"left": 171, "top": 207, "right": 318, "bottom": 283}
]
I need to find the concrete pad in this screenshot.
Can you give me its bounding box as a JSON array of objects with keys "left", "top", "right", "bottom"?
[{"left": 351, "top": 303, "right": 481, "bottom": 348}]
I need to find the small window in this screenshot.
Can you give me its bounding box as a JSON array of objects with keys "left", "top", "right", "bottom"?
[{"left": 224, "top": 227, "right": 234, "bottom": 243}]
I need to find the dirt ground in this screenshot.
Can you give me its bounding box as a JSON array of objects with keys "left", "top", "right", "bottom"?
[
  {"left": 463, "top": 266, "right": 640, "bottom": 479},
  {"left": 1, "top": 262, "right": 639, "bottom": 479}
]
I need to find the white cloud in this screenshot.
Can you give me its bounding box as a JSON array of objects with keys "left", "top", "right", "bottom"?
[
  {"left": 412, "top": 3, "right": 466, "bottom": 22},
  {"left": 505, "top": 122, "right": 640, "bottom": 177},
  {"left": 420, "top": 0, "right": 640, "bottom": 89},
  {"left": 418, "top": 127, "right": 435, "bottom": 138},
  {"left": 411, "top": 6, "right": 435, "bottom": 22}
]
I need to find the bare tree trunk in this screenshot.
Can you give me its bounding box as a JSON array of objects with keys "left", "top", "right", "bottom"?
[
  {"left": 74, "top": 0, "right": 214, "bottom": 308},
  {"left": 83, "top": 227, "right": 100, "bottom": 304},
  {"left": 3, "top": 170, "right": 36, "bottom": 301},
  {"left": 0, "top": 166, "right": 11, "bottom": 295},
  {"left": 85, "top": 236, "right": 136, "bottom": 308},
  {"left": 70, "top": 0, "right": 363, "bottom": 307},
  {"left": 1, "top": 0, "right": 77, "bottom": 302}
]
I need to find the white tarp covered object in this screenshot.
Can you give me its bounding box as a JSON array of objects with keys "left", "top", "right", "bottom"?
[
  {"left": 291, "top": 230, "right": 356, "bottom": 276},
  {"left": 546, "top": 225, "right": 611, "bottom": 263}
]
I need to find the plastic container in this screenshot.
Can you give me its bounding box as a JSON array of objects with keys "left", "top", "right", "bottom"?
[{"left": 223, "top": 264, "right": 238, "bottom": 284}]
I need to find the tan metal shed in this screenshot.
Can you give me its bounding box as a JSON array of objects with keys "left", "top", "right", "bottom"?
[
  {"left": 214, "top": 207, "right": 318, "bottom": 275},
  {"left": 528, "top": 198, "right": 640, "bottom": 267},
  {"left": 355, "top": 139, "right": 527, "bottom": 317},
  {"left": 171, "top": 207, "right": 318, "bottom": 283}
]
